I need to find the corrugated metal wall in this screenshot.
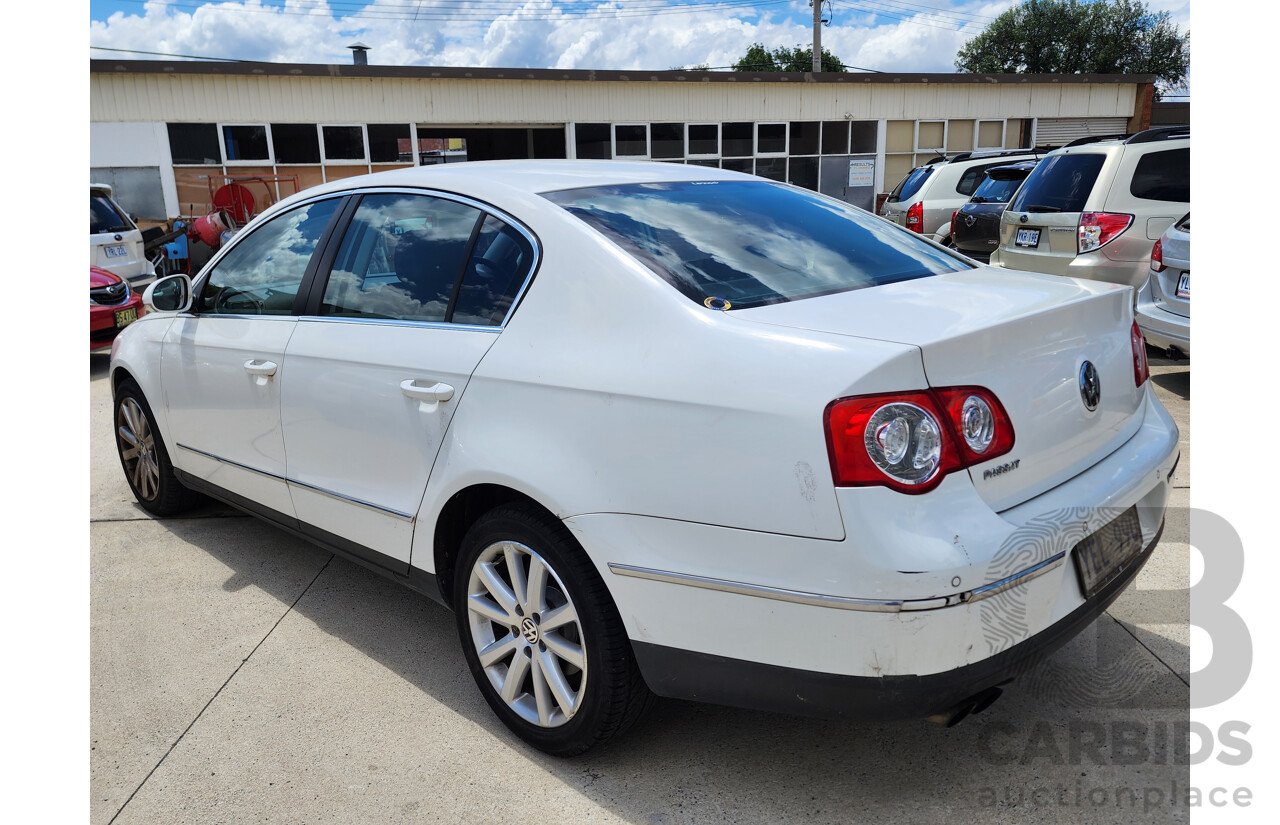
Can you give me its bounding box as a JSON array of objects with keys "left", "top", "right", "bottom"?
[
  {"left": 90, "top": 74, "right": 1139, "bottom": 125},
  {"left": 1035, "top": 117, "right": 1131, "bottom": 146}
]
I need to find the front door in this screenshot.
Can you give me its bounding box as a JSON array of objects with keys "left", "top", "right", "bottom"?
[{"left": 162, "top": 196, "right": 343, "bottom": 517}]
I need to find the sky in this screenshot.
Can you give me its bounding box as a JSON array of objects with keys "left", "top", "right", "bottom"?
[{"left": 87, "top": 0, "right": 1191, "bottom": 85}]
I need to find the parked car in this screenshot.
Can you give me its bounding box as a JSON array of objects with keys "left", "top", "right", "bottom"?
[
  {"left": 880, "top": 148, "right": 1046, "bottom": 246},
  {"left": 1135, "top": 213, "right": 1190, "bottom": 358},
  {"left": 950, "top": 160, "right": 1038, "bottom": 263},
  {"left": 90, "top": 265, "right": 144, "bottom": 350},
  {"left": 91, "top": 183, "right": 153, "bottom": 286},
  {"left": 989, "top": 128, "right": 1190, "bottom": 288},
  {"left": 110, "top": 161, "right": 1178, "bottom": 755}
]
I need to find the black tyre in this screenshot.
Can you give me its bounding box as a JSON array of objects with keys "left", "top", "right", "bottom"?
[
  {"left": 114, "top": 379, "right": 203, "bottom": 516},
  {"left": 453, "top": 504, "right": 653, "bottom": 755}
]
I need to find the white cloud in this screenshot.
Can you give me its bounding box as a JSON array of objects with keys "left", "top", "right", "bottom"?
[{"left": 87, "top": 0, "right": 1189, "bottom": 75}]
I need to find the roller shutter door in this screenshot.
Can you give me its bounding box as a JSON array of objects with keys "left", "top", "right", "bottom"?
[{"left": 1035, "top": 117, "right": 1129, "bottom": 147}]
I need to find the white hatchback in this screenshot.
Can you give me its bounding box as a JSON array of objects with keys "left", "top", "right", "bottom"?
[
  {"left": 111, "top": 161, "right": 1179, "bottom": 755},
  {"left": 91, "top": 183, "right": 153, "bottom": 285}
]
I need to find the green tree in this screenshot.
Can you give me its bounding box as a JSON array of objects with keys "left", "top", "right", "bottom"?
[
  {"left": 955, "top": 0, "right": 1188, "bottom": 91},
  {"left": 733, "top": 42, "right": 847, "bottom": 73}
]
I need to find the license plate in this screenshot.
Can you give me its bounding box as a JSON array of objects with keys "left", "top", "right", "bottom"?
[
  {"left": 114, "top": 307, "right": 138, "bottom": 327},
  {"left": 1072, "top": 506, "right": 1144, "bottom": 599},
  {"left": 1015, "top": 228, "right": 1040, "bottom": 248},
  {"left": 105, "top": 244, "right": 128, "bottom": 259},
  {"left": 1175, "top": 272, "right": 1190, "bottom": 299}
]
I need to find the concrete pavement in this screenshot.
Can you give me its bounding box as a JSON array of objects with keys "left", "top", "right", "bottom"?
[{"left": 90, "top": 351, "right": 1192, "bottom": 824}]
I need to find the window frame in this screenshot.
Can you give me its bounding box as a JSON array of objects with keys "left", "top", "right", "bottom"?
[
  {"left": 269, "top": 123, "right": 323, "bottom": 166},
  {"left": 611, "top": 123, "right": 650, "bottom": 159},
  {"left": 366, "top": 123, "right": 415, "bottom": 165},
  {"left": 974, "top": 119, "right": 1006, "bottom": 151},
  {"left": 754, "top": 122, "right": 789, "bottom": 157},
  {"left": 167, "top": 123, "right": 223, "bottom": 166},
  {"left": 318, "top": 123, "right": 370, "bottom": 165},
  {"left": 219, "top": 123, "right": 273, "bottom": 166},
  {"left": 914, "top": 120, "right": 948, "bottom": 156},
  {"left": 686, "top": 123, "right": 721, "bottom": 159}
]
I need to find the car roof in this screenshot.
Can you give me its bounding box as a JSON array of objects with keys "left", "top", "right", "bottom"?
[{"left": 283, "top": 160, "right": 748, "bottom": 202}]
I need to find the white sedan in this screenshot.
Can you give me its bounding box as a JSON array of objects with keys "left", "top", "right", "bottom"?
[{"left": 111, "top": 161, "right": 1179, "bottom": 755}]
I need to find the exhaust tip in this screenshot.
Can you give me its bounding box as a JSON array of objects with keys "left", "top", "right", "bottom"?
[{"left": 927, "top": 686, "right": 1004, "bottom": 727}]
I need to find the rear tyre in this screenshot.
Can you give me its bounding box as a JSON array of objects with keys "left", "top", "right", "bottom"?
[
  {"left": 114, "top": 379, "right": 203, "bottom": 516},
  {"left": 454, "top": 504, "right": 653, "bottom": 756}
]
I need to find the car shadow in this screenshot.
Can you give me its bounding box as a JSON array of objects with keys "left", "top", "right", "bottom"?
[
  {"left": 90, "top": 351, "right": 111, "bottom": 379},
  {"left": 1151, "top": 369, "right": 1189, "bottom": 401},
  {"left": 143, "top": 512, "right": 1192, "bottom": 819}
]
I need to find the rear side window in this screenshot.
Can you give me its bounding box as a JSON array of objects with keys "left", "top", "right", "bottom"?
[
  {"left": 956, "top": 161, "right": 1025, "bottom": 197},
  {"left": 1129, "top": 148, "right": 1190, "bottom": 202},
  {"left": 320, "top": 193, "right": 483, "bottom": 324},
  {"left": 199, "top": 198, "right": 341, "bottom": 315},
  {"left": 890, "top": 166, "right": 933, "bottom": 201},
  {"left": 1009, "top": 153, "right": 1106, "bottom": 213},
  {"left": 544, "top": 180, "right": 971, "bottom": 310},
  {"left": 451, "top": 216, "right": 536, "bottom": 326},
  {"left": 91, "top": 193, "right": 133, "bottom": 235},
  {"left": 969, "top": 174, "right": 1025, "bottom": 204}
]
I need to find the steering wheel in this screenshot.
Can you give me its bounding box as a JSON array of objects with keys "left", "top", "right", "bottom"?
[{"left": 214, "top": 286, "right": 263, "bottom": 315}]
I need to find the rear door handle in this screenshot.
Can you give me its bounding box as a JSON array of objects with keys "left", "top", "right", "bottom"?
[
  {"left": 401, "top": 380, "right": 454, "bottom": 403},
  {"left": 244, "top": 359, "right": 278, "bottom": 376}
]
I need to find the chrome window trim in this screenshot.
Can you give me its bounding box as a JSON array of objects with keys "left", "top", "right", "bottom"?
[
  {"left": 607, "top": 551, "right": 1067, "bottom": 614},
  {"left": 297, "top": 316, "right": 501, "bottom": 333},
  {"left": 304, "top": 185, "right": 543, "bottom": 331}
]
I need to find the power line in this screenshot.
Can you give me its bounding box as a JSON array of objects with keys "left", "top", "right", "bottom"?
[{"left": 90, "top": 45, "right": 248, "bottom": 62}]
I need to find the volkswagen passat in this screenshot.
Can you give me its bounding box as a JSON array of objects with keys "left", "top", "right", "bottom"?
[{"left": 111, "top": 161, "right": 1179, "bottom": 755}]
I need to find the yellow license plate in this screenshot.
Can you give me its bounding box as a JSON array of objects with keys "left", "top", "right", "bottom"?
[{"left": 114, "top": 307, "right": 138, "bottom": 327}]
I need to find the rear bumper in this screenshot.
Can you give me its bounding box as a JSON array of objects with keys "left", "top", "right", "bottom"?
[
  {"left": 569, "top": 383, "right": 1178, "bottom": 716},
  {"left": 1135, "top": 278, "right": 1190, "bottom": 355},
  {"left": 633, "top": 518, "right": 1161, "bottom": 720},
  {"left": 990, "top": 246, "right": 1149, "bottom": 289}
]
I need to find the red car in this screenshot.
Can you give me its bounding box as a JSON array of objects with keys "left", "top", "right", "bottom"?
[{"left": 90, "top": 265, "right": 144, "bottom": 350}]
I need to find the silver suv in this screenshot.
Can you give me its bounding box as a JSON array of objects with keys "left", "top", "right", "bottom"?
[
  {"left": 989, "top": 128, "right": 1189, "bottom": 288},
  {"left": 879, "top": 148, "right": 1046, "bottom": 246}
]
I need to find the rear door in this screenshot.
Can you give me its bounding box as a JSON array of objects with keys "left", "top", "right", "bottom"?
[{"left": 280, "top": 190, "right": 537, "bottom": 572}]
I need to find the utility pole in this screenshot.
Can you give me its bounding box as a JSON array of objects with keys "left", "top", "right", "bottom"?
[{"left": 812, "top": 0, "right": 821, "bottom": 73}]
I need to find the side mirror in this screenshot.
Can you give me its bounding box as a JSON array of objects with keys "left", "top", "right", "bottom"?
[{"left": 143, "top": 274, "right": 193, "bottom": 314}]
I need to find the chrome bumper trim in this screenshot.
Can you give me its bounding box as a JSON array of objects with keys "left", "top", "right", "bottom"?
[{"left": 608, "top": 552, "right": 1067, "bottom": 614}]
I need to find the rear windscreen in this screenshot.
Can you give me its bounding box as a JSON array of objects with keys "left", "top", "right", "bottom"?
[
  {"left": 970, "top": 174, "right": 1025, "bottom": 204},
  {"left": 91, "top": 194, "right": 132, "bottom": 235},
  {"left": 889, "top": 166, "right": 933, "bottom": 202},
  {"left": 543, "top": 180, "right": 971, "bottom": 310},
  {"left": 1009, "top": 153, "right": 1106, "bottom": 214}
]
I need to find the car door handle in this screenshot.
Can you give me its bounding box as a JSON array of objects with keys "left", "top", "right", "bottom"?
[
  {"left": 401, "top": 380, "right": 454, "bottom": 403},
  {"left": 244, "top": 359, "right": 278, "bottom": 376}
]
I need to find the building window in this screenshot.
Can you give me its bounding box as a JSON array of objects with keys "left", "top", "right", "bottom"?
[
  {"left": 721, "top": 157, "right": 753, "bottom": 173},
  {"left": 167, "top": 123, "right": 221, "bottom": 165},
  {"left": 754, "top": 157, "right": 787, "bottom": 181},
  {"left": 721, "top": 122, "right": 753, "bottom": 157},
  {"left": 976, "top": 120, "right": 1005, "bottom": 150},
  {"left": 614, "top": 124, "right": 648, "bottom": 158},
  {"left": 271, "top": 124, "right": 321, "bottom": 164},
  {"left": 756, "top": 123, "right": 787, "bottom": 155},
  {"left": 789, "top": 122, "right": 820, "bottom": 156},
  {"left": 651, "top": 123, "right": 684, "bottom": 159},
  {"left": 368, "top": 124, "right": 412, "bottom": 164},
  {"left": 322, "top": 125, "right": 366, "bottom": 161},
  {"left": 687, "top": 123, "right": 719, "bottom": 157},
  {"left": 222, "top": 125, "right": 270, "bottom": 162},
  {"left": 789, "top": 156, "right": 819, "bottom": 190},
  {"left": 850, "top": 122, "right": 877, "bottom": 154},
  {"left": 574, "top": 123, "right": 611, "bottom": 159},
  {"left": 916, "top": 121, "right": 946, "bottom": 157}
]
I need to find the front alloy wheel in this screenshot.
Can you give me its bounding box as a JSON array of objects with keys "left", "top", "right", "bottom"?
[
  {"left": 466, "top": 540, "right": 587, "bottom": 728},
  {"left": 117, "top": 396, "right": 160, "bottom": 501}
]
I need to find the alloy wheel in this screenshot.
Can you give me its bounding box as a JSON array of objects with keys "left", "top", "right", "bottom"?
[{"left": 117, "top": 397, "right": 160, "bottom": 501}]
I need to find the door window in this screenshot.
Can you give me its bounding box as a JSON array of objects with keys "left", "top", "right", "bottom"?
[
  {"left": 198, "top": 197, "right": 341, "bottom": 315},
  {"left": 319, "top": 193, "right": 483, "bottom": 323}
]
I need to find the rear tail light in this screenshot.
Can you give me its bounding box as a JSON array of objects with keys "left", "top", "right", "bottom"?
[
  {"left": 950, "top": 210, "right": 958, "bottom": 240},
  {"left": 1078, "top": 212, "right": 1133, "bottom": 253},
  {"left": 1131, "top": 320, "right": 1150, "bottom": 387},
  {"left": 1150, "top": 238, "right": 1165, "bottom": 271},
  {"left": 825, "top": 387, "right": 1014, "bottom": 494},
  {"left": 906, "top": 201, "right": 924, "bottom": 232}
]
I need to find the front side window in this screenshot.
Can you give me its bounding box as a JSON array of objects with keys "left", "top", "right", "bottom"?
[
  {"left": 198, "top": 198, "right": 341, "bottom": 315},
  {"left": 319, "top": 193, "right": 483, "bottom": 323},
  {"left": 544, "top": 180, "right": 970, "bottom": 310}
]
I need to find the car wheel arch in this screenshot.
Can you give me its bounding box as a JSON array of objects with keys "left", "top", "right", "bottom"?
[{"left": 431, "top": 483, "right": 565, "bottom": 610}]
